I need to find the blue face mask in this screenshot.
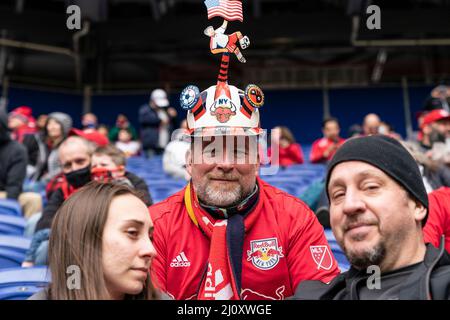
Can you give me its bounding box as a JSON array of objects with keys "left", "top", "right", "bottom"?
[{"left": 83, "top": 122, "right": 97, "bottom": 129}]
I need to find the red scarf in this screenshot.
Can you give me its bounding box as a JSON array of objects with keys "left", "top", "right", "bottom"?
[{"left": 184, "top": 182, "right": 260, "bottom": 300}]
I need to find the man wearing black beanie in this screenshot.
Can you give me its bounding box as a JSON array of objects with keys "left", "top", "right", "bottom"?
[{"left": 294, "top": 135, "right": 450, "bottom": 300}]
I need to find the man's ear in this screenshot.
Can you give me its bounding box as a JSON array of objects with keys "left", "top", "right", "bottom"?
[
  {"left": 185, "top": 148, "right": 192, "bottom": 176},
  {"left": 423, "top": 125, "right": 432, "bottom": 135},
  {"left": 413, "top": 198, "right": 427, "bottom": 224}
]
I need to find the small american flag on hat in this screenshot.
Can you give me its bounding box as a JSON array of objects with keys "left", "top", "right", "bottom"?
[{"left": 204, "top": 0, "right": 243, "bottom": 22}]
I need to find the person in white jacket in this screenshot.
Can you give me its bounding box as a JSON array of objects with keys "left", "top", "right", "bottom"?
[{"left": 162, "top": 120, "right": 190, "bottom": 180}]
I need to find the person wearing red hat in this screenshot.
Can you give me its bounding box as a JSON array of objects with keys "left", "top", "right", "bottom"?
[
  {"left": 69, "top": 128, "right": 110, "bottom": 147},
  {"left": 419, "top": 109, "right": 450, "bottom": 151},
  {"left": 417, "top": 109, "right": 450, "bottom": 166},
  {"left": 8, "top": 106, "right": 37, "bottom": 143}
]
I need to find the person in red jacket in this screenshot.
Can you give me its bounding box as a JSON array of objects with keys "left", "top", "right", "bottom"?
[
  {"left": 268, "top": 126, "right": 304, "bottom": 167},
  {"left": 150, "top": 73, "right": 340, "bottom": 300},
  {"left": 310, "top": 118, "right": 345, "bottom": 163},
  {"left": 423, "top": 187, "right": 450, "bottom": 253},
  {"left": 8, "top": 106, "right": 37, "bottom": 143}
]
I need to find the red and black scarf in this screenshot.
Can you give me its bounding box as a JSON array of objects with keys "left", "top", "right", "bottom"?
[{"left": 184, "top": 181, "right": 260, "bottom": 300}]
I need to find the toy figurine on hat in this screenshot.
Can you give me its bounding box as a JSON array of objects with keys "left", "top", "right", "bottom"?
[{"left": 180, "top": 0, "right": 264, "bottom": 137}]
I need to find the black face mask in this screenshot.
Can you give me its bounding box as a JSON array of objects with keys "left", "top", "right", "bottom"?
[{"left": 65, "top": 165, "right": 91, "bottom": 188}]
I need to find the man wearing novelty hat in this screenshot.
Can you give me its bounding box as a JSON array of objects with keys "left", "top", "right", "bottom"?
[{"left": 149, "top": 0, "right": 339, "bottom": 300}]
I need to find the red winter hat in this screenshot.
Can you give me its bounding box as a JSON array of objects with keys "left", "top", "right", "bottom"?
[
  {"left": 9, "top": 106, "right": 33, "bottom": 122},
  {"left": 421, "top": 109, "right": 450, "bottom": 129},
  {"left": 69, "top": 128, "right": 110, "bottom": 147}
]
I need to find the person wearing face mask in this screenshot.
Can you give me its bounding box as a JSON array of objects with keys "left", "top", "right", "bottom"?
[
  {"left": 29, "top": 182, "right": 161, "bottom": 300},
  {"left": 81, "top": 112, "right": 98, "bottom": 130},
  {"left": 22, "top": 136, "right": 94, "bottom": 267},
  {"left": 91, "top": 144, "right": 153, "bottom": 206}
]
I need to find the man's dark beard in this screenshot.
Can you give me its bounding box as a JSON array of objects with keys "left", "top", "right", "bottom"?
[
  {"left": 429, "top": 128, "right": 446, "bottom": 146},
  {"left": 344, "top": 241, "right": 387, "bottom": 271}
]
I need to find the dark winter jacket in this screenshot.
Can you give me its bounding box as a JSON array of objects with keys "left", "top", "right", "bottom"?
[
  {"left": 22, "top": 132, "right": 49, "bottom": 181},
  {"left": 138, "top": 104, "right": 161, "bottom": 150},
  {"left": 125, "top": 171, "right": 153, "bottom": 206},
  {"left": 0, "top": 110, "right": 28, "bottom": 199},
  {"left": 293, "top": 240, "right": 450, "bottom": 300}
]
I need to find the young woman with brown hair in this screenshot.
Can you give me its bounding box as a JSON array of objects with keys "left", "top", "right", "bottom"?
[{"left": 30, "top": 181, "right": 159, "bottom": 300}]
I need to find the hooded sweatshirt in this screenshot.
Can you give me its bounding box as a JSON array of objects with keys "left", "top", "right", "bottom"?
[{"left": 42, "top": 112, "right": 73, "bottom": 182}]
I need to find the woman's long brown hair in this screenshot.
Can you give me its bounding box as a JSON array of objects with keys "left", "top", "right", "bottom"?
[{"left": 48, "top": 181, "right": 159, "bottom": 300}]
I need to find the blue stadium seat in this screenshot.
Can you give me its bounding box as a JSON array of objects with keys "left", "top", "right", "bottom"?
[
  {"left": 0, "top": 267, "right": 50, "bottom": 300},
  {"left": 0, "top": 248, "right": 26, "bottom": 269},
  {"left": 149, "top": 185, "right": 184, "bottom": 203},
  {"left": 324, "top": 229, "right": 336, "bottom": 243},
  {"left": 0, "top": 199, "right": 22, "bottom": 216},
  {"left": 324, "top": 229, "right": 350, "bottom": 272},
  {"left": 0, "top": 214, "right": 26, "bottom": 236},
  {"left": 0, "top": 235, "right": 31, "bottom": 253},
  {"left": 329, "top": 242, "right": 350, "bottom": 272}
]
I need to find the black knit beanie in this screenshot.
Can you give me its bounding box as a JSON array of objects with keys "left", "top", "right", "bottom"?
[{"left": 326, "top": 135, "right": 429, "bottom": 225}]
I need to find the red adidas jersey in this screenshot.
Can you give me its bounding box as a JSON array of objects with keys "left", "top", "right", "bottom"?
[
  {"left": 150, "top": 178, "right": 340, "bottom": 300},
  {"left": 423, "top": 187, "right": 450, "bottom": 253},
  {"left": 309, "top": 137, "right": 345, "bottom": 163}
]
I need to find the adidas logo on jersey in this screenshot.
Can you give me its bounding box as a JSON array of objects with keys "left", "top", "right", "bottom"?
[{"left": 170, "top": 252, "right": 191, "bottom": 267}]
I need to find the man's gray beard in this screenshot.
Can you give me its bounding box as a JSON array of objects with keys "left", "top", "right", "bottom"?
[
  {"left": 194, "top": 181, "right": 246, "bottom": 208},
  {"left": 344, "top": 241, "right": 386, "bottom": 271}
]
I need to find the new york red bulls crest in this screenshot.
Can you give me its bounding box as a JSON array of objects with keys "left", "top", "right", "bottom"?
[{"left": 247, "top": 238, "right": 284, "bottom": 270}]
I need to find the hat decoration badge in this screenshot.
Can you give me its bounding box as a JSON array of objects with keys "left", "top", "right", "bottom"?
[{"left": 180, "top": 0, "right": 265, "bottom": 137}]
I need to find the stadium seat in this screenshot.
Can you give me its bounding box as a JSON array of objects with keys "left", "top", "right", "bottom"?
[
  {"left": 0, "top": 234, "right": 30, "bottom": 269},
  {"left": 324, "top": 229, "right": 350, "bottom": 272},
  {"left": 0, "top": 235, "right": 31, "bottom": 253},
  {"left": 0, "top": 267, "right": 50, "bottom": 300},
  {"left": 0, "top": 199, "right": 22, "bottom": 217},
  {"left": 0, "top": 214, "right": 26, "bottom": 236},
  {"left": 0, "top": 248, "right": 26, "bottom": 269},
  {"left": 329, "top": 242, "right": 350, "bottom": 272},
  {"left": 149, "top": 185, "right": 185, "bottom": 203}
]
